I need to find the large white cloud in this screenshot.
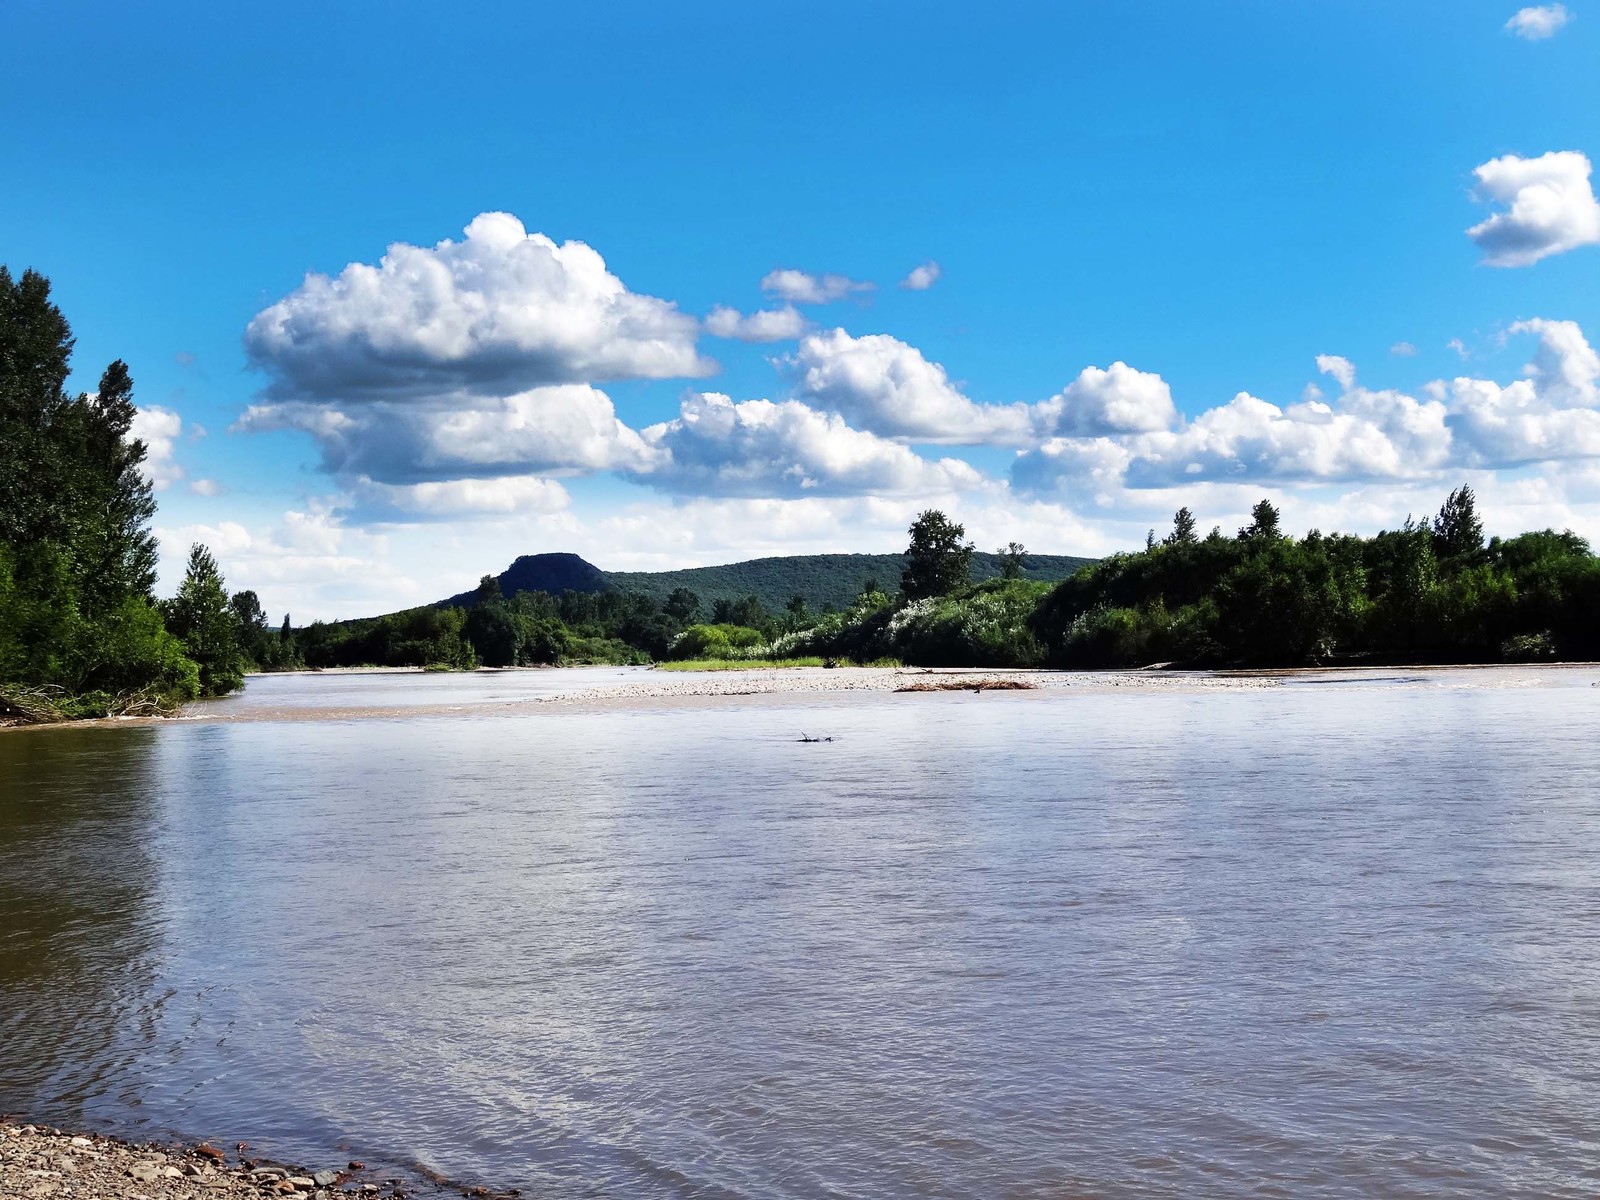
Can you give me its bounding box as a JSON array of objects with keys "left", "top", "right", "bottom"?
[
  {"left": 1124, "top": 387, "right": 1453, "bottom": 488},
  {"left": 1014, "top": 320, "right": 1600, "bottom": 501},
  {"left": 792, "top": 329, "right": 1034, "bottom": 444},
  {"left": 245, "top": 212, "right": 713, "bottom": 403},
  {"left": 1439, "top": 322, "right": 1600, "bottom": 465},
  {"left": 630, "top": 391, "right": 986, "bottom": 498},
  {"left": 237, "top": 384, "right": 657, "bottom": 485},
  {"left": 1033, "top": 362, "right": 1178, "bottom": 437},
  {"left": 1507, "top": 317, "right": 1600, "bottom": 404},
  {"left": 1505, "top": 4, "right": 1571, "bottom": 38},
  {"left": 793, "top": 330, "right": 1179, "bottom": 446},
  {"left": 1009, "top": 437, "right": 1134, "bottom": 510},
  {"left": 1467, "top": 151, "right": 1600, "bottom": 267}
]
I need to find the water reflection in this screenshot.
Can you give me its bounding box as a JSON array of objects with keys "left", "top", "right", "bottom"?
[
  {"left": 0, "top": 727, "right": 164, "bottom": 1120},
  {"left": 2, "top": 672, "right": 1600, "bottom": 1197}
]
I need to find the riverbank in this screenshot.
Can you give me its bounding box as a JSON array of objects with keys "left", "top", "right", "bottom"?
[
  {"left": 537, "top": 665, "right": 1277, "bottom": 706},
  {"left": 0, "top": 1124, "right": 493, "bottom": 1200}
]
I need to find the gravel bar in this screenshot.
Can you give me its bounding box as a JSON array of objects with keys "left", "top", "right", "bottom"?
[{"left": 0, "top": 1125, "right": 510, "bottom": 1200}]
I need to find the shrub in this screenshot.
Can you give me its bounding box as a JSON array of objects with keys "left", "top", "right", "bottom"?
[{"left": 666, "top": 623, "right": 768, "bottom": 660}]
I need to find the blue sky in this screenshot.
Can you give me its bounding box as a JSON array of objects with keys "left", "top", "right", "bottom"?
[{"left": 5, "top": 0, "right": 1599, "bottom": 618}]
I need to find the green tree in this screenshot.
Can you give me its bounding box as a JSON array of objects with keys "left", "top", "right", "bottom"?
[
  {"left": 1165, "top": 507, "right": 1198, "bottom": 546},
  {"left": 83, "top": 359, "right": 159, "bottom": 607},
  {"left": 164, "top": 544, "right": 245, "bottom": 695},
  {"left": 230, "top": 589, "right": 273, "bottom": 668},
  {"left": 902, "top": 509, "right": 974, "bottom": 600},
  {"left": 664, "top": 587, "right": 701, "bottom": 624},
  {"left": 998, "top": 541, "right": 1027, "bottom": 580},
  {"left": 0, "top": 267, "right": 210, "bottom": 715},
  {"left": 1433, "top": 485, "right": 1485, "bottom": 563},
  {"left": 461, "top": 576, "right": 514, "bottom": 665},
  {"left": 785, "top": 593, "right": 811, "bottom": 629},
  {"left": 1240, "top": 499, "right": 1281, "bottom": 542}
]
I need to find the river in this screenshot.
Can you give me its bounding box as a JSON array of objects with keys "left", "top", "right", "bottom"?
[{"left": 3, "top": 666, "right": 1599, "bottom": 1197}]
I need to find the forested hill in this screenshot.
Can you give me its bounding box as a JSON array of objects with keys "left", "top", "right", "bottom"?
[{"left": 446, "top": 549, "right": 1095, "bottom": 613}]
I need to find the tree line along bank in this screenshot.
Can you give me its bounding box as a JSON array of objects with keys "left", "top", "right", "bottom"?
[{"left": 300, "top": 489, "right": 1600, "bottom": 674}]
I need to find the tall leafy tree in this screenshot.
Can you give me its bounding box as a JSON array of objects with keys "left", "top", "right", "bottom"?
[
  {"left": 1166, "top": 507, "right": 1198, "bottom": 546},
  {"left": 902, "top": 509, "right": 974, "bottom": 600},
  {"left": 0, "top": 266, "right": 207, "bottom": 713},
  {"left": 1240, "top": 499, "right": 1281, "bottom": 542},
  {"left": 1433, "top": 485, "right": 1485, "bottom": 563},
  {"left": 464, "top": 576, "right": 518, "bottom": 667},
  {"left": 998, "top": 542, "right": 1027, "bottom": 580},
  {"left": 83, "top": 359, "right": 159, "bottom": 606},
  {"left": 664, "top": 587, "right": 701, "bottom": 624},
  {"left": 164, "top": 544, "right": 245, "bottom": 695}
]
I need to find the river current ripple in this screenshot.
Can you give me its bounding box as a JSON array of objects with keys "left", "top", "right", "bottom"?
[{"left": 3, "top": 667, "right": 1600, "bottom": 1198}]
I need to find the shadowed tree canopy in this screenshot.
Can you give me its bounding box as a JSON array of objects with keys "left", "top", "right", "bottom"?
[
  {"left": 1166, "top": 507, "right": 1198, "bottom": 546},
  {"left": 1433, "top": 485, "right": 1485, "bottom": 562},
  {"left": 902, "top": 510, "right": 975, "bottom": 600}
]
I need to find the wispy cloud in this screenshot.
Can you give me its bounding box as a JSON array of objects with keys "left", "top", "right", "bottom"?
[{"left": 760, "top": 268, "right": 875, "bottom": 305}]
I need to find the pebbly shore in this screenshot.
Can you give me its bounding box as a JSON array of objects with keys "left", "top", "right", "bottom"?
[
  {"left": 0, "top": 1125, "right": 504, "bottom": 1200},
  {"left": 540, "top": 665, "right": 1279, "bottom": 705}
]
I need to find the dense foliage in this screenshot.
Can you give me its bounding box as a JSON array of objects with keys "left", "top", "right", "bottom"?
[
  {"left": 1033, "top": 490, "right": 1600, "bottom": 666},
  {"left": 900, "top": 510, "right": 976, "bottom": 600},
  {"left": 295, "top": 581, "right": 749, "bottom": 669},
  {"left": 308, "top": 496, "right": 1600, "bottom": 673},
  {"left": 0, "top": 267, "right": 285, "bottom": 721}
]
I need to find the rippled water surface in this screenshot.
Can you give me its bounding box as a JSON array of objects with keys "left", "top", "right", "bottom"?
[{"left": 5, "top": 666, "right": 1600, "bottom": 1198}]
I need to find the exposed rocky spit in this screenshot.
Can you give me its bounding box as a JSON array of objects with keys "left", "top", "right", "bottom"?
[
  {"left": 542, "top": 666, "right": 1280, "bottom": 706},
  {"left": 0, "top": 1125, "right": 511, "bottom": 1200}
]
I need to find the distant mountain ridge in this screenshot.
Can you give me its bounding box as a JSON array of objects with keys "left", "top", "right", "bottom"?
[{"left": 444, "top": 549, "right": 1094, "bottom": 614}]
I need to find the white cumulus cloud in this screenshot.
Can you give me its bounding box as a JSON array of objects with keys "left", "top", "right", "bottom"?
[
  {"left": 1016, "top": 322, "right": 1600, "bottom": 504},
  {"left": 792, "top": 329, "right": 1034, "bottom": 444},
  {"left": 1033, "top": 362, "right": 1178, "bottom": 437},
  {"left": 630, "top": 391, "right": 987, "bottom": 498},
  {"left": 245, "top": 212, "right": 713, "bottom": 405},
  {"left": 1124, "top": 388, "right": 1452, "bottom": 489},
  {"left": 1507, "top": 317, "right": 1600, "bottom": 404},
  {"left": 1505, "top": 4, "right": 1571, "bottom": 38},
  {"left": 236, "top": 384, "right": 657, "bottom": 488},
  {"left": 1467, "top": 151, "right": 1600, "bottom": 267},
  {"left": 1442, "top": 320, "right": 1600, "bottom": 463},
  {"left": 760, "top": 268, "right": 875, "bottom": 305}
]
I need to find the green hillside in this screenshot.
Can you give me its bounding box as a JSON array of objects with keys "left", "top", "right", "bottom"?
[
  {"left": 439, "top": 549, "right": 1094, "bottom": 616},
  {"left": 603, "top": 550, "right": 1093, "bottom": 612}
]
